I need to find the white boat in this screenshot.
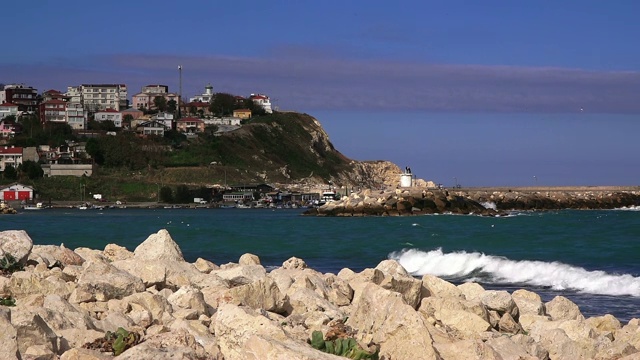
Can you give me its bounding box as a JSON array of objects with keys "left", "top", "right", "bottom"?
[{"left": 23, "top": 202, "right": 44, "bottom": 210}]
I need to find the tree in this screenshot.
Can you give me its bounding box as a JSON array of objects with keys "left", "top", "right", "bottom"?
[
  {"left": 85, "top": 138, "right": 104, "bottom": 165},
  {"left": 154, "top": 96, "right": 167, "bottom": 112},
  {"left": 3, "top": 164, "right": 17, "bottom": 180},
  {"left": 175, "top": 184, "right": 192, "bottom": 203},
  {"left": 160, "top": 186, "right": 173, "bottom": 203},
  {"left": 123, "top": 114, "right": 133, "bottom": 129},
  {"left": 18, "top": 160, "right": 44, "bottom": 180},
  {"left": 209, "top": 93, "right": 236, "bottom": 116},
  {"left": 167, "top": 99, "right": 177, "bottom": 115}
]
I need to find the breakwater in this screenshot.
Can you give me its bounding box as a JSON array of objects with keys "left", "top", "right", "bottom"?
[{"left": 305, "top": 187, "right": 640, "bottom": 216}]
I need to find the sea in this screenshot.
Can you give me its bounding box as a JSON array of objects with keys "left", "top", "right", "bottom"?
[{"left": 2, "top": 206, "right": 640, "bottom": 323}]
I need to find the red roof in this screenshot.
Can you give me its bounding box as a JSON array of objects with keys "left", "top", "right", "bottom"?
[
  {"left": 97, "top": 108, "right": 119, "bottom": 113},
  {"left": 186, "top": 101, "right": 209, "bottom": 107},
  {"left": 0, "top": 102, "right": 18, "bottom": 107},
  {"left": 42, "top": 99, "right": 67, "bottom": 104},
  {"left": 234, "top": 109, "right": 251, "bottom": 112},
  {"left": 44, "top": 89, "right": 62, "bottom": 94},
  {"left": 0, "top": 146, "right": 22, "bottom": 154},
  {"left": 250, "top": 95, "right": 268, "bottom": 100}
]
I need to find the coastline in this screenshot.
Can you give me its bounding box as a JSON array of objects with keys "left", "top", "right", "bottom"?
[{"left": 1, "top": 228, "right": 639, "bottom": 359}]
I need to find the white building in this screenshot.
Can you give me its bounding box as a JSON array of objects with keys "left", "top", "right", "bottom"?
[
  {"left": 0, "top": 103, "right": 19, "bottom": 119},
  {"left": 152, "top": 112, "right": 174, "bottom": 129},
  {"left": 66, "top": 103, "right": 88, "bottom": 130},
  {"left": 0, "top": 146, "right": 22, "bottom": 172},
  {"left": 189, "top": 84, "right": 214, "bottom": 103},
  {"left": 94, "top": 108, "right": 123, "bottom": 127},
  {"left": 72, "top": 84, "right": 128, "bottom": 112},
  {"left": 203, "top": 117, "right": 242, "bottom": 126},
  {"left": 249, "top": 94, "right": 273, "bottom": 113}
]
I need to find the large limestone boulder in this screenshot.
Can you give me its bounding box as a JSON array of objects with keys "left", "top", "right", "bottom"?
[
  {"left": 422, "top": 274, "right": 463, "bottom": 299},
  {"left": 323, "top": 273, "right": 353, "bottom": 306},
  {"left": 133, "top": 229, "right": 184, "bottom": 262},
  {"left": 167, "top": 286, "right": 209, "bottom": 317},
  {"left": 0, "top": 230, "right": 33, "bottom": 264},
  {"left": 545, "top": 295, "right": 584, "bottom": 321},
  {"left": 433, "top": 339, "right": 504, "bottom": 360},
  {"left": 70, "top": 260, "right": 146, "bottom": 303},
  {"left": 9, "top": 270, "right": 75, "bottom": 299},
  {"left": 484, "top": 335, "right": 539, "bottom": 360},
  {"left": 103, "top": 243, "right": 133, "bottom": 261},
  {"left": 11, "top": 311, "right": 58, "bottom": 358},
  {"left": 433, "top": 308, "right": 492, "bottom": 338},
  {"left": 29, "top": 244, "right": 84, "bottom": 268},
  {"left": 0, "top": 308, "right": 19, "bottom": 359},
  {"left": 346, "top": 282, "right": 439, "bottom": 360},
  {"left": 223, "top": 277, "right": 287, "bottom": 314},
  {"left": 59, "top": 348, "right": 114, "bottom": 360},
  {"left": 481, "top": 290, "right": 518, "bottom": 320},
  {"left": 457, "top": 282, "right": 485, "bottom": 301},
  {"left": 511, "top": 289, "right": 545, "bottom": 316},
  {"left": 212, "top": 264, "right": 267, "bottom": 286},
  {"left": 238, "top": 253, "right": 261, "bottom": 265},
  {"left": 214, "top": 303, "right": 337, "bottom": 360},
  {"left": 118, "top": 328, "right": 211, "bottom": 359}
]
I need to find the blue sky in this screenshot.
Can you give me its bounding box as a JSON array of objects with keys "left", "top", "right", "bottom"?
[{"left": 2, "top": 1, "right": 639, "bottom": 186}]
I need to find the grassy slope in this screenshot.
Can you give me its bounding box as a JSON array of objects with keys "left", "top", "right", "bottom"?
[{"left": 7, "top": 112, "right": 354, "bottom": 202}]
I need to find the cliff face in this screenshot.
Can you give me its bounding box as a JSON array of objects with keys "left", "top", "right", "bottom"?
[{"left": 211, "top": 112, "right": 408, "bottom": 188}]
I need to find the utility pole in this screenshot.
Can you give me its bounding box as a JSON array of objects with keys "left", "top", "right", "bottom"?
[{"left": 177, "top": 65, "right": 182, "bottom": 130}]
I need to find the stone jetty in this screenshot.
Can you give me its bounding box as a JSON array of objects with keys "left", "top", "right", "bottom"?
[
  {"left": 2, "top": 229, "right": 640, "bottom": 359},
  {"left": 304, "top": 187, "right": 640, "bottom": 216}
]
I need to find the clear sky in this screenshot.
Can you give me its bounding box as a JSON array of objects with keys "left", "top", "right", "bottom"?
[{"left": 2, "top": 1, "right": 639, "bottom": 186}]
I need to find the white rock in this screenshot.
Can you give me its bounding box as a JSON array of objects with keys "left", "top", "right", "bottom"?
[{"left": 133, "top": 229, "right": 184, "bottom": 262}]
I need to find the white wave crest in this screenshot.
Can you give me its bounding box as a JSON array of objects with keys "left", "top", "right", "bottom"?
[
  {"left": 481, "top": 201, "right": 497, "bottom": 210},
  {"left": 389, "top": 248, "right": 640, "bottom": 297},
  {"left": 612, "top": 205, "right": 640, "bottom": 211}
]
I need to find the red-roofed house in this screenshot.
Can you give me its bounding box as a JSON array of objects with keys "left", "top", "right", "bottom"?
[
  {"left": 0, "top": 102, "right": 19, "bottom": 119},
  {"left": 176, "top": 117, "right": 205, "bottom": 133},
  {"left": 249, "top": 93, "right": 272, "bottom": 113},
  {"left": 39, "top": 99, "right": 68, "bottom": 124},
  {"left": 95, "top": 108, "right": 123, "bottom": 127},
  {"left": 0, "top": 146, "right": 22, "bottom": 172},
  {"left": 41, "top": 89, "right": 68, "bottom": 102}
]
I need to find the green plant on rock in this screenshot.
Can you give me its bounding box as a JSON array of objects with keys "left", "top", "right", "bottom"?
[
  {"left": 0, "top": 296, "right": 16, "bottom": 306},
  {"left": 105, "top": 327, "right": 141, "bottom": 356},
  {"left": 0, "top": 253, "right": 24, "bottom": 274},
  {"left": 309, "top": 330, "right": 379, "bottom": 360}
]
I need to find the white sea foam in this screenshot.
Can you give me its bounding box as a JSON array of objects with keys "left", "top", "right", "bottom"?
[
  {"left": 389, "top": 248, "right": 640, "bottom": 297},
  {"left": 612, "top": 205, "right": 640, "bottom": 211},
  {"left": 481, "top": 201, "right": 497, "bottom": 210}
]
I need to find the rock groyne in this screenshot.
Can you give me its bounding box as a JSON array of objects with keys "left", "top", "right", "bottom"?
[
  {"left": 1, "top": 229, "right": 640, "bottom": 359},
  {"left": 304, "top": 188, "right": 640, "bottom": 216}
]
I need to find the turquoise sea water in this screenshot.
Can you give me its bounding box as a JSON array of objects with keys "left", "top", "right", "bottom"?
[{"left": 2, "top": 207, "right": 640, "bottom": 322}]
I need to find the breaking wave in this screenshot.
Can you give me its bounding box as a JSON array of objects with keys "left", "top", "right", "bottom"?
[{"left": 389, "top": 248, "right": 640, "bottom": 297}]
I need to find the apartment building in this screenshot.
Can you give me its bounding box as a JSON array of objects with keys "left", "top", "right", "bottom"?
[
  {"left": 78, "top": 84, "right": 128, "bottom": 112},
  {"left": 0, "top": 84, "right": 38, "bottom": 112}
]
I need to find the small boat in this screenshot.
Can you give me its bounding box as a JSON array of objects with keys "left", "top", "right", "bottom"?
[{"left": 23, "top": 202, "right": 44, "bottom": 210}]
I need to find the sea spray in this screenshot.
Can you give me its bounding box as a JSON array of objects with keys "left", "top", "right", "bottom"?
[{"left": 389, "top": 248, "right": 640, "bottom": 297}]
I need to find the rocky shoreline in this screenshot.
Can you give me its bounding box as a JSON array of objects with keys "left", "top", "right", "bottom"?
[
  {"left": 304, "top": 187, "right": 640, "bottom": 216},
  {"left": 2, "top": 229, "right": 640, "bottom": 359}
]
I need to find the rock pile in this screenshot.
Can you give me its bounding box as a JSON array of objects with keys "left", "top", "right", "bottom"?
[
  {"left": 2, "top": 229, "right": 640, "bottom": 359},
  {"left": 305, "top": 188, "right": 640, "bottom": 216}
]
